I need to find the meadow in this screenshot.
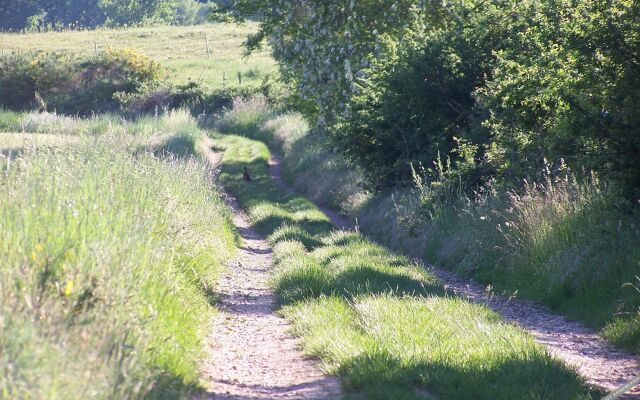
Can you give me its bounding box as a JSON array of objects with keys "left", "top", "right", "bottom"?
[
  {"left": 0, "top": 17, "right": 637, "bottom": 399},
  {"left": 0, "top": 112, "right": 236, "bottom": 398},
  {"left": 0, "top": 23, "right": 277, "bottom": 88}
]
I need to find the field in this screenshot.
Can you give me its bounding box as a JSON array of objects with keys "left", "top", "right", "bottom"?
[{"left": 0, "top": 23, "right": 277, "bottom": 88}]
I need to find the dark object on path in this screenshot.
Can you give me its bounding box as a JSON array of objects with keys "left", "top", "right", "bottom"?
[{"left": 243, "top": 167, "right": 252, "bottom": 182}]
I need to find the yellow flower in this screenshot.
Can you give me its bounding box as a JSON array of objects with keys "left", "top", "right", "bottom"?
[{"left": 64, "top": 280, "right": 74, "bottom": 297}]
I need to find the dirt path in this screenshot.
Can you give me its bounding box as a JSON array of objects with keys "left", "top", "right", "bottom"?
[
  {"left": 198, "top": 139, "right": 342, "bottom": 400},
  {"left": 267, "top": 153, "right": 640, "bottom": 398}
]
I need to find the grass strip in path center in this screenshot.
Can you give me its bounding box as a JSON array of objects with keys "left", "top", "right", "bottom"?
[{"left": 209, "top": 132, "right": 597, "bottom": 400}]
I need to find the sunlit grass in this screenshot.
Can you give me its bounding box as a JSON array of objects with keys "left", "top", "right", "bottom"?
[
  {"left": 227, "top": 104, "right": 640, "bottom": 353},
  {"left": 0, "top": 23, "right": 277, "bottom": 88},
  {"left": 0, "top": 117, "right": 235, "bottom": 398},
  {"left": 210, "top": 131, "right": 595, "bottom": 399},
  {"left": 0, "top": 108, "right": 199, "bottom": 137}
]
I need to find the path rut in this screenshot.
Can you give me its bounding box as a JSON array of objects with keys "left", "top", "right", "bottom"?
[
  {"left": 198, "top": 139, "right": 342, "bottom": 400},
  {"left": 268, "top": 153, "right": 640, "bottom": 398}
]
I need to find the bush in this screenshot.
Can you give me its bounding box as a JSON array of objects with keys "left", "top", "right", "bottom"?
[
  {"left": 0, "top": 55, "right": 37, "bottom": 109},
  {"left": 236, "top": 0, "right": 640, "bottom": 195},
  {"left": 0, "top": 48, "right": 162, "bottom": 115},
  {"left": 482, "top": 0, "right": 640, "bottom": 193}
]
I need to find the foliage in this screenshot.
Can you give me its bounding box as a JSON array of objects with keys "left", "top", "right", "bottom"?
[
  {"left": 0, "top": 48, "right": 162, "bottom": 115},
  {"left": 99, "top": 0, "right": 176, "bottom": 27},
  {"left": 0, "top": 0, "right": 221, "bottom": 31},
  {"left": 482, "top": 0, "right": 640, "bottom": 192},
  {"left": 230, "top": 0, "right": 640, "bottom": 194},
  {"left": 0, "top": 0, "right": 104, "bottom": 31}
]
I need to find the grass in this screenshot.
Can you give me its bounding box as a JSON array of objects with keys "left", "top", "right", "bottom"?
[
  {"left": 214, "top": 103, "right": 367, "bottom": 215},
  {"left": 0, "top": 23, "right": 277, "bottom": 88},
  {"left": 209, "top": 131, "right": 595, "bottom": 399},
  {"left": 215, "top": 100, "right": 640, "bottom": 353},
  {"left": 0, "top": 113, "right": 236, "bottom": 398},
  {"left": 0, "top": 108, "right": 199, "bottom": 137},
  {"left": 0, "top": 132, "right": 80, "bottom": 152}
]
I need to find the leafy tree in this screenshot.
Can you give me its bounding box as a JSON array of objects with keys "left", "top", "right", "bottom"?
[
  {"left": 98, "top": 0, "right": 176, "bottom": 27},
  {"left": 230, "top": 0, "right": 640, "bottom": 193},
  {"left": 482, "top": 0, "right": 640, "bottom": 190}
]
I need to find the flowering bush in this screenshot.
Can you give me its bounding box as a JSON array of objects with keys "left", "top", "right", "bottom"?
[{"left": 0, "top": 48, "right": 163, "bottom": 114}]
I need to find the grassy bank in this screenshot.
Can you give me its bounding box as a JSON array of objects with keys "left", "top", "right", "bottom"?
[
  {"left": 214, "top": 100, "right": 640, "bottom": 353},
  {"left": 0, "top": 116, "right": 236, "bottom": 398},
  {"left": 210, "top": 131, "right": 594, "bottom": 399},
  {"left": 0, "top": 23, "right": 276, "bottom": 88},
  {"left": 0, "top": 108, "right": 202, "bottom": 140}
]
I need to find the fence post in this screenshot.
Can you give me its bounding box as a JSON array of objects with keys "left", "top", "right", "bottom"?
[
  {"left": 204, "top": 33, "right": 211, "bottom": 59},
  {"left": 238, "top": 71, "right": 242, "bottom": 85}
]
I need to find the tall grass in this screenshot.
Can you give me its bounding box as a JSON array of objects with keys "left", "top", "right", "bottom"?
[
  {"left": 361, "top": 168, "right": 640, "bottom": 350},
  {"left": 214, "top": 96, "right": 273, "bottom": 138},
  {"left": 0, "top": 133, "right": 235, "bottom": 398},
  {"left": 210, "top": 131, "right": 594, "bottom": 399},
  {"left": 0, "top": 108, "right": 201, "bottom": 137},
  {"left": 216, "top": 101, "right": 640, "bottom": 352},
  {"left": 214, "top": 100, "right": 367, "bottom": 214}
]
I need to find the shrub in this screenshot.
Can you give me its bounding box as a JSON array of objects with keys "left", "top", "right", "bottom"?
[
  {"left": 482, "top": 0, "right": 640, "bottom": 193},
  {"left": 0, "top": 48, "right": 162, "bottom": 115},
  {"left": 0, "top": 54, "right": 38, "bottom": 109},
  {"left": 116, "top": 81, "right": 206, "bottom": 116},
  {"left": 233, "top": 0, "right": 640, "bottom": 195}
]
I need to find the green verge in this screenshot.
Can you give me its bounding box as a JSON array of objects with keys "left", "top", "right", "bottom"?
[
  {"left": 217, "top": 106, "right": 640, "bottom": 354},
  {"left": 0, "top": 117, "right": 236, "bottom": 398},
  {"left": 210, "top": 132, "right": 596, "bottom": 400}
]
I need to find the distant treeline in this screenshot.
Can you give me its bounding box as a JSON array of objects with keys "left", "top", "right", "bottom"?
[{"left": 0, "top": 0, "right": 233, "bottom": 31}]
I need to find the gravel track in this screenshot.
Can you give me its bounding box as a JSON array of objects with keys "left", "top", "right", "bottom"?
[{"left": 198, "top": 139, "right": 342, "bottom": 400}]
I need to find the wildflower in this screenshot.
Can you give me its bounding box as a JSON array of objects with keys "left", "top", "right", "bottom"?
[{"left": 64, "top": 279, "right": 74, "bottom": 296}]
